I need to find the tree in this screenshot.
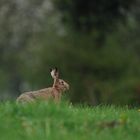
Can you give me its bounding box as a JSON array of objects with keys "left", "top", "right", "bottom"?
[
  {"left": 53, "top": 0, "right": 137, "bottom": 32},
  {"left": 0, "top": 0, "right": 50, "bottom": 96}
]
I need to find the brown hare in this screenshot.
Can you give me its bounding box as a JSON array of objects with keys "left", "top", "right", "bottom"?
[{"left": 16, "top": 68, "right": 69, "bottom": 103}]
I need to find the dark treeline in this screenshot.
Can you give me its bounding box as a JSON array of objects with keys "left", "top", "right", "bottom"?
[{"left": 0, "top": 0, "right": 140, "bottom": 105}]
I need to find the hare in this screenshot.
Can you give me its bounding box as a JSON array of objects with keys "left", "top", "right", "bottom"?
[{"left": 16, "top": 68, "right": 69, "bottom": 103}]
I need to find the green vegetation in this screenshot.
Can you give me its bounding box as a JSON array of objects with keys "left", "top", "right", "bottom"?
[
  {"left": 0, "top": 0, "right": 140, "bottom": 106},
  {"left": 0, "top": 101, "right": 140, "bottom": 140}
]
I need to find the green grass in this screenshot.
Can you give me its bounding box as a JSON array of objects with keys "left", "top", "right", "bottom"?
[{"left": 0, "top": 101, "right": 140, "bottom": 140}]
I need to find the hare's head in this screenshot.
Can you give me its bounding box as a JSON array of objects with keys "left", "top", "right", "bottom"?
[{"left": 50, "top": 67, "right": 69, "bottom": 92}]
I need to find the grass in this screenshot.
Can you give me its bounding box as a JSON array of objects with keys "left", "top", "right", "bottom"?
[{"left": 0, "top": 101, "right": 140, "bottom": 140}]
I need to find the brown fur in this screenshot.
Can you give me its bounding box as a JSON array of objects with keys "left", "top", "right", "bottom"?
[{"left": 16, "top": 68, "right": 69, "bottom": 103}]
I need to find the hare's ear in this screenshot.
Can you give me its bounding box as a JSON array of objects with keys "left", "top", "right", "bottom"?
[{"left": 50, "top": 67, "right": 59, "bottom": 79}]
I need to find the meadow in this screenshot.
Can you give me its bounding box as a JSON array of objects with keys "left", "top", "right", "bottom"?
[{"left": 0, "top": 101, "right": 140, "bottom": 140}]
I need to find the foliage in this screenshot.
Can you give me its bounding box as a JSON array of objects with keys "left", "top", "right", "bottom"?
[
  {"left": 0, "top": 0, "right": 139, "bottom": 106},
  {"left": 25, "top": 24, "right": 140, "bottom": 105},
  {"left": 53, "top": 0, "right": 137, "bottom": 32}
]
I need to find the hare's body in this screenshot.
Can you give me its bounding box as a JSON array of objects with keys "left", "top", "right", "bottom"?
[
  {"left": 17, "top": 87, "right": 61, "bottom": 103},
  {"left": 16, "top": 68, "right": 69, "bottom": 103}
]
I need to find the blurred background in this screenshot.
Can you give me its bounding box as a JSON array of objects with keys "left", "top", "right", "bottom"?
[{"left": 0, "top": 0, "right": 140, "bottom": 106}]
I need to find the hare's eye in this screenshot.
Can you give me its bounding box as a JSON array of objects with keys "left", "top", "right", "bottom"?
[{"left": 61, "top": 81, "right": 64, "bottom": 84}]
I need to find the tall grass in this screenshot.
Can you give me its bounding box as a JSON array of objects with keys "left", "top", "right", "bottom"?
[{"left": 0, "top": 101, "right": 139, "bottom": 140}]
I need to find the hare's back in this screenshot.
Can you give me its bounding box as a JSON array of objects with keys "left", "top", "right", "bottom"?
[
  {"left": 31, "top": 87, "right": 53, "bottom": 99},
  {"left": 17, "top": 87, "right": 53, "bottom": 103}
]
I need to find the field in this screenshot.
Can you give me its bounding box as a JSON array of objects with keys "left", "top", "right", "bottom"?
[{"left": 0, "top": 101, "right": 140, "bottom": 140}]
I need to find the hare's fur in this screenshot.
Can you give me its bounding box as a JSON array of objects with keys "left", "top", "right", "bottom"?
[{"left": 16, "top": 68, "right": 69, "bottom": 103}]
